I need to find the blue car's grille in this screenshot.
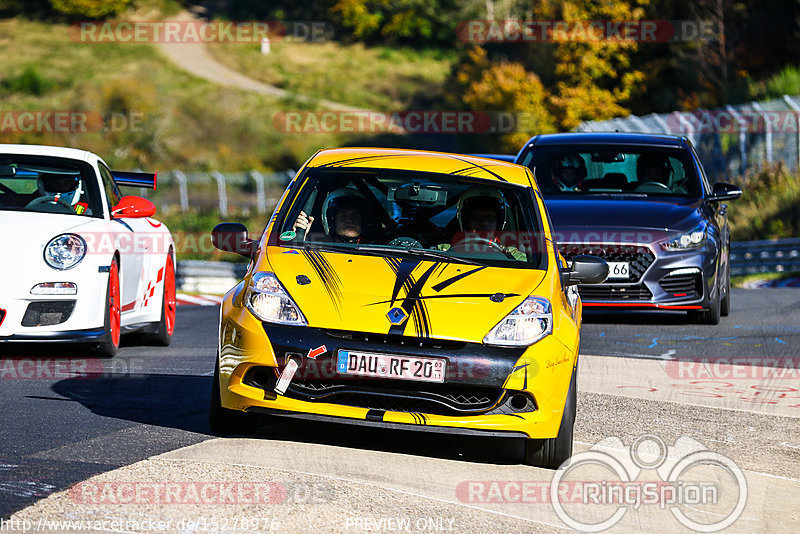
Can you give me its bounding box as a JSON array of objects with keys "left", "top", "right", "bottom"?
[
  {"left": 577, "top": 284, "right": 653, "bottom": 301},
  {"left": 560, "top": 243, "right": 655, "bottom": 282}
]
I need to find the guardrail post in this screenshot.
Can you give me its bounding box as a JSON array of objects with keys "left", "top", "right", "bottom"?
[
  {"left": 751, "top": 102, "right": 773, "bottom": 164},
  {"left": 172, "top": 170, "right": 189, "bottom": 212},
  {"left": 211, "top": 171, "right": 229, "bottom": 217},
  {"left": 249, "top": 170, "right": 266, "bottom": 214},
  {"left": 782, "top": 95, "right": 800, "bottom": 172}
]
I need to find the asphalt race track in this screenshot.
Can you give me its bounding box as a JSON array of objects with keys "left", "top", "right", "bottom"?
[{"left": 1, "top": 288, "right": 799, "bottom": 532}]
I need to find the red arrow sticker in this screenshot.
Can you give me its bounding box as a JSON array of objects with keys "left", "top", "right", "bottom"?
[{"left": 307, "top": 345, "right": 327, "bottom": 360}]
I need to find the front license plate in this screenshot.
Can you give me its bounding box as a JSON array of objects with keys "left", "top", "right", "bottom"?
[
  {"left": 337, "top": 350, "right": 446, "bottom": 383},
  {"left": 606, "top": 261, "right": 630, "bottom": 279}
]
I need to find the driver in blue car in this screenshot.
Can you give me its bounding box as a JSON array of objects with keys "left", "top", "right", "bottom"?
[
  {"left": 551, "top": 154, "right": 586, "bottom": 192},
  {"left": 434, "top": 186, "right": 526, "bottom": 260},
  {"left": 292, "top": 188, "right": 369, "bottom": 243}
]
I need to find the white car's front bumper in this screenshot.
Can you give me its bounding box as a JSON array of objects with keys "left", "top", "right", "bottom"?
[{"left": 0, "top": 256, "right": 109, "bottom": 342}]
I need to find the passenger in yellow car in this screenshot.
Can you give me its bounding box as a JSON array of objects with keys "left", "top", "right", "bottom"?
[
  {"left": 434, "top": 186, "right": 527, "bottom": 261},
  {"left": 292, "top": 188, "right": 370, "bottom": 243}
]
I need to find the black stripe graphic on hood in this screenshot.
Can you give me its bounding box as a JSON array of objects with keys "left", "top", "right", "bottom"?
[
  {"left": 302, "top": 250, "right": 342, "bottom": 314},
  {"left": 388, "top": 261, "right": 439, "bottom": 337},
  {"left": 431, "top": 266, "right": 486, "bottom": 292}
]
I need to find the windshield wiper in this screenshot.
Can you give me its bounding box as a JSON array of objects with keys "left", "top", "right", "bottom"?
[{"left": 354, "top": 245, "right": 484, "bottom": 266}]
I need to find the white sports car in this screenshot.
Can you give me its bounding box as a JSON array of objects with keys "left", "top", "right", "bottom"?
[{"left": 0, "top": 144, "right": 176, "bottom": 356}]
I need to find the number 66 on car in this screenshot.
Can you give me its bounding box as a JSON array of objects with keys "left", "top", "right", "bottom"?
[
  {"left": 0, "top": 144, "right": 176, "bottom": 356},
  {"left": 209, "top": 148, "right": 608, "bottom": 468}
]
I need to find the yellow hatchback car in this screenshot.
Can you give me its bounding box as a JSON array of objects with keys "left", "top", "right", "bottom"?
[{"left": 210, "top": 148, "right": 607, "bottom": 467}]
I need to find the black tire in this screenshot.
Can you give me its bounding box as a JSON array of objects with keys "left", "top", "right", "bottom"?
[
  {"left": 95, "top": 259, "right": 120, "bottom": 358},
  {"left": 720, "top": 267, "right": 731, "bottom": 317},
  {"left": 209, "top": 357, "right": 256, "bottom": 436},
  {"left": 689, "top": 281, "right": 721, "bottom": 325},
  {"left": 525, "top": 368, "right": 576, "bottom": 469}
]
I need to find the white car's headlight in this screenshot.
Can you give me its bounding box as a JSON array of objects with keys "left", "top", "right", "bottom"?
[
  {"left": 484, "top": 296, "right": 552, "bottom": 347},
  {"left": 661, "top": 223, "right": 707, "bottom": 251},
  {"left": 44, "top": 234, "right": 86, "bottom": 270},
  {"left": 245, "top": 272, "right": 307, "bottom": 326}
]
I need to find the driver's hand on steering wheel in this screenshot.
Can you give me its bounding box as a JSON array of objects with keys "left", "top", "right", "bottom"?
[{"left": 292, "top": 211, "right": 314, "bottom": 240}]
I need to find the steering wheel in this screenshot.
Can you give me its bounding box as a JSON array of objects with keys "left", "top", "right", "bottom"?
[
  {"left": 25, "top": 196, "right": 75, "bottom": 211},
  {"left": 634, "top": 181, "right": 672, "bottom": 193},
  {"left": 452, "top": 236, "right": 512, "bottom": 257},
  {"left": 388, "top": 236, "right": 423, "bottom": 248}
]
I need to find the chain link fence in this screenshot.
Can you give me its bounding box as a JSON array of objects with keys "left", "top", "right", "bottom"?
[
  {"left": 139, "top": 169, "right": 295, "bottom": 216},
  {"left": 577, "top": 94, "right": 800, "bottom": 183}
]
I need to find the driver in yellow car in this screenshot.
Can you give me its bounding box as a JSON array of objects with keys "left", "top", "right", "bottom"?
[{"left": 435, "top": 186, "right": 526, "bottom": 261}]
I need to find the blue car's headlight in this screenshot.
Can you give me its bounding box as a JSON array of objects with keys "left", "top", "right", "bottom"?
[{"left": 661, "top": 224, "right": 707, "bottom": 251}]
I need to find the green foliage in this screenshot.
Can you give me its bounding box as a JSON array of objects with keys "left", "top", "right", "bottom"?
[
  {"left": 727, "top": 162, "right": 800, "bottom": 240},
  {"left": 753, "top": 65, "right": 800, "bottom": 100},
  {"left": 0, "top": 65, "right": 61, "bottom": 95},
  {"left": 330, "top": 0, "right": 460, "bottom": 45},
  {"left": 48, "top": 0, "right": 135, "bottom": 18}
]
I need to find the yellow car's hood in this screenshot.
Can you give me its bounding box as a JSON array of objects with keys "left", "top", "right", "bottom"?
[{"left": 265, "top": 248, "right": 547, "bottom": 343}]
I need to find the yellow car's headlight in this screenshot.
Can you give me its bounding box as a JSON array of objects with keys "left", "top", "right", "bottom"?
[
  {"left": 483, "top": 296, "right": 552, "bottom": 347},
  {"left": 245, "top": 272, "right": 307, "bottom": 326}
]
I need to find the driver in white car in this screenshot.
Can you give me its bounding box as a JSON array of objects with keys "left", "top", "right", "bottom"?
[{"left": 37, "top": 172, "right": 88, "bottom": 214}]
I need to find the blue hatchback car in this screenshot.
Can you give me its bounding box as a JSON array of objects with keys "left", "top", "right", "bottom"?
[{"left": 513, "top": 132, "right": 742, "bottom": 324}]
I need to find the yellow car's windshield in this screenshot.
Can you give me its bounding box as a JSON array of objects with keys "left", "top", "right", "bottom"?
[{"left": 273, "top": 167, "right": 547, "bottom": 270}]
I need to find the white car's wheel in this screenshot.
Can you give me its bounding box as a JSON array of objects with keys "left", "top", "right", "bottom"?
[{"left": 95, "top": 259, "right": 120, "bottom": 358}]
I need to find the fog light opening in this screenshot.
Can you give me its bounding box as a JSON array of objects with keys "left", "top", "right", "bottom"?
[{"left": 510, "top": 393, "right": 529, "bottom": 410}]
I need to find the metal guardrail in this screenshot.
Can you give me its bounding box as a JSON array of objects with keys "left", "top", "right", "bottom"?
[
  {"left": 730, "top": 238, "right": 800, "bottom": 276},
  {"left": 176, "top": 260, "right": 248, "bottom": 294}
]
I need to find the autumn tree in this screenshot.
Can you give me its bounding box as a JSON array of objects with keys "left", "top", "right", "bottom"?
[{"left": 547, "top": 0, "right": 649, "bottom": 130}]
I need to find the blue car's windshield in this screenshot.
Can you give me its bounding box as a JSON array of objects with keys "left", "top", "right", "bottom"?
[{"left": 519, "top": 146, "right": 703, "bottom": 198}]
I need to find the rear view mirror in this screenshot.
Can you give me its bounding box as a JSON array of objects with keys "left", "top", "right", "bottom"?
[
  {"left": 111, "top": 196, "right": 156, "bottom": 218},
  {"left": 389, "top": 183, "right": 447, "bottom": 206},
  {"left": 212, "top": 222, "right": 253, "bottom": 257},
  {"left": 561, "top": 255, "right": 609, "bottom": 286},
  {"left": 0, "top": 165, "right": 16, "bottom": 177},
  {"left": 709, "top": 182, "right": 742, "bottom": 201}
]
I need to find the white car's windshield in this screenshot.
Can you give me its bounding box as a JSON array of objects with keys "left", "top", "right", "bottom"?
[
  {"left": 273, "top": 167, "right": 547, "bottom": 269},
  {"left": 0, "top": 155, "right": 102, "bottom": 217}
]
